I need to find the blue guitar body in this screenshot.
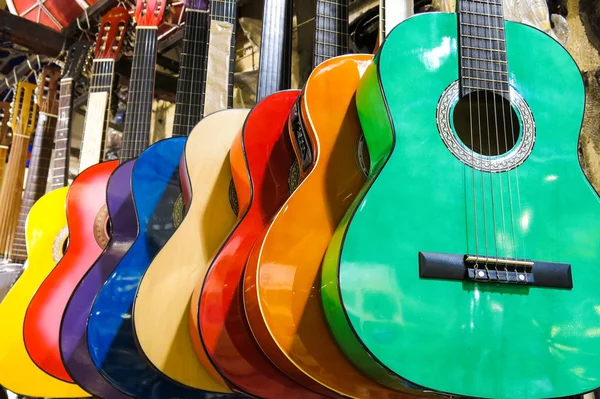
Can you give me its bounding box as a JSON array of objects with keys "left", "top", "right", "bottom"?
[{"left": 87, "top": 138, "right": 234, "bottom": 398}]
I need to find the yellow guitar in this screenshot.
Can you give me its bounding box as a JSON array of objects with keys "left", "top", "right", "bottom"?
[{"left": 0, "top": 78, "right": 89, "bottom": 397}]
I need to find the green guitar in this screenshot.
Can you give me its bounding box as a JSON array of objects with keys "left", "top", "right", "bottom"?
[{"left": 321, "top": 1, "right": 600, "bottom": 398}]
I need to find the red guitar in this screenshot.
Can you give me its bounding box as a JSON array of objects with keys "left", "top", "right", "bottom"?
[{"left": 188, "top": 0, "right": 324, "bottom": 397}]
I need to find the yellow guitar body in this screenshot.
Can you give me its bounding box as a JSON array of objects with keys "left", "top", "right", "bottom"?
[
  {"left": 132, "top": 109, "right": 250, "bottom": 390},
  {"left": 0, "top": 187, "right": 88, "bottom": 397}
]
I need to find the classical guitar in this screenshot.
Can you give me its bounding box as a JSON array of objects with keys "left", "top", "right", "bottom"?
[
  {"left": 0, "top": 102, "right": 11, "bottom": 187},
  {"left": 322, "top": 0, "right": 600, "bottom": 398},
  {"left": 187, "top": 1, "right": 321, "bottom": 397},
  {"left": 0, "top": 81, "right": 89, "bottom": 397},
  {"left": 83, "top": 0, "right": 236, "bottom": 397},
  {"left": 11, "top": 65, "right": 63, "bottom": 264},
  {"left": 243, "top": 1, "right": 427, "bottom": 398},
  {"left": 23, "top": 15, "right": 128, "bottom": 397},
  {"left": 132, "top": 0, "right": 240, "bottom": 392},
  {"left": 85, "top": 1, "right": 230, "bottom": 397}
]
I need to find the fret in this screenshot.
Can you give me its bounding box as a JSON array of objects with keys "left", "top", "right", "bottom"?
[
  {"left": 463, "top": 84, "right": 509, "bottom": 93},
  {"left": 461, "top": 21, "right": 504, "bottom": 30},
  {"left": 463, "top": 45, "right": 506, "bottom": 53},
  {"left": 462, "top": 65, "right": 507, "bottom": 74}
]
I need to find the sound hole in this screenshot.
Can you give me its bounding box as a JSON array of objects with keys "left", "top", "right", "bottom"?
[
  {"left": 452, "top": 91, "right": 520, "bottom": 157},
  {"left": 105, "top": 218, "right": 113, "bottom": 238},
  {"left": 62, "top": 237, "right": 69, "bottom": 255}
]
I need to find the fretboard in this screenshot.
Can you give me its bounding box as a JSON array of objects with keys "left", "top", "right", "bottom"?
[
  {"left": 211, "top": 0, "right": 237, "bottom": 108},
  {"left": 314, "top": 0, "right": 349, "bottom": 68},
  {"left": 48, "top": 79, "right": 74, "bottom": 191},
  {"left": 78, "top": 59, "right": 116, "bottom": 173},
  {"left": 458, "top": 0, "right": 509, "bottom": 96},
  {"left": 119, "top": 27, "right": 158, "bottom": 162},
  {"left": 172, "top": 9, "right": 210, "bottom": 137},
  {"left": 256, "top": 0, "right": 293, "bottom": 102}
]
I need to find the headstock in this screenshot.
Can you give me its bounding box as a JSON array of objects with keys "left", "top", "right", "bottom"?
[
  {"left": 184, "top": 0, "right": 209, "bottom": 11},
  {"left": 0, "top": 103, "right": 11, "bottom": 147},
  {"left": 63, "top": 41, "right": 92, "bottom": 81},
  {"left": 135, "top": 0, "right": 167, "bottom": 27},
  {"left": 10, "top": 82, "right": 38, "bottom": 138},
  {"left": 35, "top": 65, "right": 61, "bottom": 114},
  {"left": 95, "top": 6, "right": 131, "bottom": 59}
]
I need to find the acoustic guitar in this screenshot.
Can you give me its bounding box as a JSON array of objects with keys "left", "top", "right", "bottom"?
[
  {"left": 22, "top": 44, "right": 91, "bottom": 383},
  {"left": 0, "top": 81, "right": 89, "bottom": 397},
  {"left": 188, "top": 0, "right": 322, "bottom": 397},
  {"left": 23, "top": 11, "right": 130, "bottom": 398},
  {"left": 242, "top": 1, "right": 428, "bottom": 398},
  {"left": 0, "top": 102, "right": 11, "bottom": 188},
  {"left": 132, "top": 0, "right": 241, "bottom": 392},
  {"left": 322, "top": 1, "right": 600, "bottom": 398},
  {"left": 11, "top": 64, "right": 63, "bottom": 264},
  {"left": 83, "top": 1, "right": 237, "bottom": 397}
]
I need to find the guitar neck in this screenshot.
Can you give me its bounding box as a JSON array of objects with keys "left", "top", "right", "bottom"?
[
  {"left": 313, "top": 0, "right": 349, "bottom": 68},
  {"left": 79, "top": 59, "right": 116, "bottom": 173},
  {"left": 458, "top": 0, "right": 509, "bottom": 96},
  {"left": 172, "top": 8, "right": 210, "bottom": 137},
  {"left": 48, "top": 79, "right": 74, "bottom": 191},
  {"left": 256, "top": 0, "right": 293, "bottom": 102},
  {"left": 119, "top": 27, "right": 158, "bottom": 162},
  {"left": 210, "top": 0, "right": 237, "bottom": 109}
]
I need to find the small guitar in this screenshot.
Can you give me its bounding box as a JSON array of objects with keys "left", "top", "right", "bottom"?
[
  {"left": 11, "top": 65, "right": 63, "bottom": 264},
  {"left": 243, "top": 1, "right": 427, "bottom": 398},
  {"left": 0, "top": 102, "right": 11, "bottom": 188},
  {"left": 188, "top": 0, "right": 322, "bottom": 397},
  {"left": 132, "top": 0, "right": 240, "bottom": 392},
  {"left": 323, "top": 0, "right": 600, "bottom": 398},
  {"left": 0, "top": 81, "right": 89, "bottom": 397}
]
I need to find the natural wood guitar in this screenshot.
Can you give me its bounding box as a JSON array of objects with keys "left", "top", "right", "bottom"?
[
  {"left": 0, "top": 80, "right": 89, "bottom": 397},
  {"left": 0, "top": 82, "right": 38, "bottom": 262},
  {"left": 0, "top": 102, "right": 11, "bottom": 188}
]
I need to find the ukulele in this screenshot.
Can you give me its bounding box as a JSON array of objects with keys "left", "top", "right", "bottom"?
[
  {"left": 0, "top": 102, "right": 11, "bottom": 187},
  {"left": 243, "top": 0, "right": 428, "bottom": 397},
  {"left": 11, "top": 65, "right": 63, "bottom": 264},
  {"left": 0, "top": 81, "right": 89, "bottom": 397},
  {"left": 323, "top": 0, "right": 600, "bottom": 397},
  {"left": 132, "top": 0, "right": 240, "bottom": 392},
  {"left": 188, "top": 1, "right": 322, "bottom": 397},
  {"left": 22, "top": 12, "right": 129, "bottom": 397}
]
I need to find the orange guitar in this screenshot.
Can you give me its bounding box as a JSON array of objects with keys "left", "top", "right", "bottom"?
[{"left": 243, "top": 1, "right": 430, "bottom": 398}]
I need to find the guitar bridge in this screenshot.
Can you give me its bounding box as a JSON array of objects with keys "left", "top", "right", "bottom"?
[{"left": 418, "top": 252, "right": 573, "bottom": 289}]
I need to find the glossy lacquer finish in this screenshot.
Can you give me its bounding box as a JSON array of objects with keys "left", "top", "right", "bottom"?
[
  {"left": 87, "top": 139, "right": 232, "bottom": 398},
  {"left": 322, "top": 13, "right": 600, "bottom": 399},
  {"left": 189, "top": 91, "right": 322, "bottom": 399},
  {"left": 245, "top": 55, "right": 421, "bottom": 399},
  {"left": 57, "top": 161, "right": 132, "bottom": 399},
  {"left": 0, "top": 187, "right": 89, "bottom": 397},
  {"left": 22, "top": 161, "right": 118, "bottom": 385},
  {"left": 133, "top": 110, "right": 250, "bottom": 392}
]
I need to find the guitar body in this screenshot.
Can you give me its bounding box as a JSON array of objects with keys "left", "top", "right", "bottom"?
[
  {"left": 87, "top": 139, "right": 231, "bottom": 398},
  {"left": 190, "top": 91, "right": 322, "bottom": 399},
  {"left": 133, "top": 110, "right": 249, "bottom": 392},
  {"left": 322, "top": 13, "right": 600, "bottom": 399},
  {"left": 0, "top": 187, "right": 88, "bottom": 397},
  {"left": 23, "top": 160, "right": 117, "bottom": 383},
  {"left": 244, "top": 55, "right": 420, "bottom": 399}
]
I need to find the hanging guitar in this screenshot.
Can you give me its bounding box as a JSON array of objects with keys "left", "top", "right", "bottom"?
[
  {"left": 322, "top": 0, "right": 600, "bottom": 398},
  {"left": 132, "top": 0, "right": 240, "bottom": 393},
  {"left": 243, "top": 0, "right": 426, "bottom": 397},
  {"left": 0, "top": 102, "right": 11, "bottom": 186},
  {"left": 23, "top": 11, "right": 130, "bottom": 397},
  {"left": 0, "top": 80, "right": 89, "bottom": 397}
]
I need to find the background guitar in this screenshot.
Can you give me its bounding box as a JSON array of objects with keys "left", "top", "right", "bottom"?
[
  {"left": 0, "top": 80, "right": 89, "bottom": 398},
  {"left": 132, "top": 0, "right": 241, "bottom": 392},
  {"left": 322, "top": 1, "right": 600, "bottom": 398},
  {"left": 0, "top": 102, "right": 11, "bottom": 187}
]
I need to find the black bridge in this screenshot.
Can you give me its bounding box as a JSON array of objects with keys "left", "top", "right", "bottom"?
[{"left": 418, "top": 252, "right": 573, "bottom": 289}]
